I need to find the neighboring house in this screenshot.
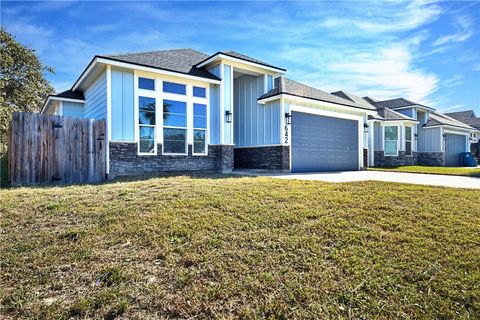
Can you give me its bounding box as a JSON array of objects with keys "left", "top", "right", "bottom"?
[
  {"left": 41, "top": 48, "right": 476, "bottom": 177},
  {"left": 445, "top": 110, "right": 480, "bottom": 156}
]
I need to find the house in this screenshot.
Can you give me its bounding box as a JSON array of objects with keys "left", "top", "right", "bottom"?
[
  {"left": 445, "top": 110, "right": 480, "bottom": 156},
  {"left": 41, "top": 48, "right": 477, "bottom": 177}
]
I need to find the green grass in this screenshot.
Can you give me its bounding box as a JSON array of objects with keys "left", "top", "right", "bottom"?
[
  {"left": 1, "top": 175, "right": 479, "bottom": 319},
  {"left": 370, "top": 165, "right": 480, "bottom": 177}
]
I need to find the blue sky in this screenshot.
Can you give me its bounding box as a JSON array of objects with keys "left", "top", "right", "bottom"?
[{"left": 2, "top": 0, "right": 479, "bottom": 113}]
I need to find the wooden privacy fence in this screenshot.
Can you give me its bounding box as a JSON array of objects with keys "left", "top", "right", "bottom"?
[{"left": 9, "top": 112, "right": 106, "bottom": 186}]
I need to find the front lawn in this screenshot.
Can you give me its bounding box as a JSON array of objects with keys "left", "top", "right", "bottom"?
[
  {"left": 370, "top": 165, "right": 480, "bottom": 177},
  {"left": 1, "top": 175, "right": 479, "bottom": 319}
]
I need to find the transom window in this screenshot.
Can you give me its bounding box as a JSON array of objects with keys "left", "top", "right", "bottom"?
[
  {"left": 163, "top": 99, "right": 187, "bottom": 154},
  {"left": 163, "top": 81, "right": 186, "bottom": 95},
  {"left": 193, "top": 103, "right": 207, "bottom": 154},
  {"left": 405, "top": 126, "right": 412, "bottom": 155},
  {"left": 384, "top": 126, "right": 398, "bottom": 156},
  {"left": 138, "top": 97, "right": 156, "bottom": 154},
  {"left": 138, "top": 77, "right": 155, "bottom": 91},
  {"left": 193, "top": 86, "right": 206, "bottom": 98}
]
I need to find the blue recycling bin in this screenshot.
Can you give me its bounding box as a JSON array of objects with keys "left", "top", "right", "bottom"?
[{"left": 460, "top": 152, "right": 478, "bottom": 167}]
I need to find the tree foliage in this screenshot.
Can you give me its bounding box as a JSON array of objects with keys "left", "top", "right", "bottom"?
[{"left": 0, "top": 27, "right": 55, "bottom": 153}]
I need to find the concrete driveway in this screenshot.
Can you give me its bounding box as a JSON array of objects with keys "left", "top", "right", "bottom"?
[{"left": 232, "top": 169, "right": 480, "bottom": 189}]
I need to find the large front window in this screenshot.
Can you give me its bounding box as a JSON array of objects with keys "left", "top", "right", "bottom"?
[
  {"left": 163, "top": 99, "right": 187, "bottom": 154},
  {"left": 384, "top": 126, "right": 398, "bottom": 156},
  {"left": 138, "top": 96, "right": 156, "bottom": 154},
  {"left": 405, "top": 126, "right": 412, "bottom": 155}
]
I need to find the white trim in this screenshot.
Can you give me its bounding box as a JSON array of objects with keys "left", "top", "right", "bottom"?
[
  {"left": 220, "top": 63, "right": 225, "bottom": 145},
  {"left": 41, "top": 96, "right": 85, "bottom": 114},
  {"left": 289, "top": 105, "right": 364, "bottom": 171},
  {"left": 196, "top": 53, "right": 286, "bottom": 74},
  {"left": 422, "top": 124, "right": 474, "bottom": 132},
  {"left": 73, "top": 57, "right": 220, "bottom": 91},
  {"left": 391, "top": 105, "right": 435, "bottom": 112},
  {"left": 383, "top": 124, "right": 399, "bottom": 157},
  {"left": 105, "top": 65, "right": 111, "bottom": 175},
  {"left": 259, "top": 93, "right": 375, "bottom": 115},
  {"left": 58, "top": 101, "right": 64, "bottom": 116}
]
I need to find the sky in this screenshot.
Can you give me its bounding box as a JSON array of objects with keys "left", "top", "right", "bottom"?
[{"left": 2, "top": 0, "right": 479, "bottom": 114}]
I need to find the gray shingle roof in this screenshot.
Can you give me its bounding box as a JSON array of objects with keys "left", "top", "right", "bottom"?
[
  {"left": 52, "top": 90, "right": 85, "bottom": 101},
  {"left": 258, "top": 78, "right": 375, "bottom": 110},
  {"left": 101, "top": 49, "right": 220, "bottom": 80},
  {"left": 331, "top": 91, "right": 415, "bottom": 121},
  {"left": 363, "top": 96, "right": 378, "bottom": 104},
  {"left": 368, "top": 108, "right": 417, "bottom": 121},
  {"left": 373, "top": 98, "right": 431, "bottom": 110},
  {"left": 424, "top": 112, "right": 475, "bottom": 130},
  {"left": 445, "top": 110, "right": 480, "bottom": 130},
  {"left": 331, "top": 91, "right": 377, "bottom": 110}
]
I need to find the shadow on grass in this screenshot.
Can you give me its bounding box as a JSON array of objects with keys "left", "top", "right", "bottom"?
[{"left": 2, "top": 170, "right": 250, "bottom": 190}]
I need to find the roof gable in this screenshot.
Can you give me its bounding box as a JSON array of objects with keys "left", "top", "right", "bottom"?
[{"left": 101, "top": 48, "right": 220, "bottom": 80}]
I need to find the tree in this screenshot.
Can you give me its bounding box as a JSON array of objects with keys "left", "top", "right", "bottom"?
[{"left": 0, "top": 27, "right": 55, "bottom": 154}]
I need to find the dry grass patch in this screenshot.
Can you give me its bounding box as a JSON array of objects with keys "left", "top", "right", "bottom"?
[{"left": 1, "top": 175, "right": 479, "bottom": 319}]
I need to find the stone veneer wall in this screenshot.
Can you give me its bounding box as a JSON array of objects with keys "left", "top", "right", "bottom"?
[
  {"left": 363, "top": 149, "right": 368, "bottom": 169},
  {"left": 374, "top": 151, "right": 416, "bottom": 167},
  {"left": 109, "top": 142, "right": 234, "bottom": 178},
  {"left": 416, "top": 152, "right": 445, "bottom": 166},
  {"left": 234, "top": 146, "right": 290, "bottom": 171}
]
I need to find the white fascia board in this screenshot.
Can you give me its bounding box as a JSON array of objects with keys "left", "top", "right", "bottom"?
[
  {"left": 380, "top": 119, "right": 419, "bottom": 125},
  {"left": 260, "top": 93, "right": 375, "bottom": 115},
  {"left": 73, "top": 57, "right": 221, "bottom": 91},
  {"left": 196, "top": 53, "right": 286, "bottom": 74},
  {"left": 443, "top": 129, "right": 470, "bottom": 136},
  {"left": 40, "top": 96, "right": 85, "bottom": 114},
  {"left": 393, "top": 105, "right": 435, "bottom": 112},
  {"left": 423, "top": 125, "right": 474, "bottom": 132}
]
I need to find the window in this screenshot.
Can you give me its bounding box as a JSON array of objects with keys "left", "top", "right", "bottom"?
[
  {"left": 384, "top": 126, "right": 398, "bottom": 156},
  {"left": 193, "top": 86, "right": 206, "bottom": 98},
  {"left": 405, "top": 126, "right": 412, "bottom": 155},
  {"left": 163, "top": 99, "right": 187, "bottom": 154},
  {"left": 138, "top": 97, "right": 156, "bottom": 154},
  {"left": 266, "top": 75, "right": 274, "bottom": 91},
  {"left": 139, "top": 77, "right": 155, "bottom": 91},
  {"left": 193, "top": 103, "right": 207, "bottom": 154},
  {"left": 163, "top": 81, "right": 186, "bottom": 95}
]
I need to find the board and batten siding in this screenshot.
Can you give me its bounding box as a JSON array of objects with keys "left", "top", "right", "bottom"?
[
  {"left": 418, "top": 127, "right": 442, "bottom": 152},
  {"left": 111, "top": 68, "right": 134, "bottom": 141},
  {"left": 396, "top": 108, "right": 416, "bottom": 119},
  {"left": 84, "top": 72, "right": 107, "bottom": 119},
  {"left": 234, "top": 75, "right": 281, "bottom": 147},
  {"left": 207, "top": 64, "right": 221, "bottom": 144},
  {"left": 62, "top": 101, "right": 84, "bottom": 117}
]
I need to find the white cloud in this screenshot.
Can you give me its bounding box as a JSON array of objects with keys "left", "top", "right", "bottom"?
[
  {"left": 433, "top": 16, "right": 473, "bottom": 46},
  {"left": 442, "top": 74, "right": 463, "bottom": 87}
]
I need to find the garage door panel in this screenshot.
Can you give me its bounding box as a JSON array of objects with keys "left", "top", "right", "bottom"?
[
  {"left": 445, "top": 133, "right": 466, "bottom": 167},
  {"left": 291, "top": 112, "right": 358, "bottom": 172}
]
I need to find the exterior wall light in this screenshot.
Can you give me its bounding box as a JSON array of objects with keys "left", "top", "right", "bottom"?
[
  {"left": 285, "top": 113, "right": 291, "bottom": 125},
  {"left": 363, "top": 123, "right": 369, "bottom": 133},
  {"left": 414, "top": 133, "right": 418, "bottom": 140},
  {"left": 443, "top": 133, "right": 447, "bottom": 139},
  {"left": 225, "top": 110, "right": 232, "bottom": 123}
]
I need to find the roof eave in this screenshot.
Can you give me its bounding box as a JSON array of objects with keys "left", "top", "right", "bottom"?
[
  {"left": 195, "top": 52, "right": 286, "bottom": 73},
  {"left": 258, "top": 93, "right": 376, "bottom": 114},
  {"left": 40, "top": 96, "right": 86, "bottom": 114}
]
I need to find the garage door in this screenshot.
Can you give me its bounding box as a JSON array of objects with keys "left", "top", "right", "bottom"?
[
  {"left": 445, "top": 133, "right": 466, "bottom": 167},
  {"left": 291, "top": 112, "right": 359, "bottom": 172}
]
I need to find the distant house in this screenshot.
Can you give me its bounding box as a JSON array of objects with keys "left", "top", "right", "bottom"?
[
  {"left": 41, "top": 48, "right": 477, "bottom": 177},
  {"left": 445, "top": 110, "right": 480, "bottom": 155}
]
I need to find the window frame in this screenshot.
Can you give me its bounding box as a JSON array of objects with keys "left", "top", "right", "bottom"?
[
  {"left": 138, "top": 77, "right": 155, "bottom": 91},
  {"left": 163, "top": 81, "right": 187, "bottom": 96},
  {"left": 162, "top": 98, "right": 188, "bottom": 156},
  {"left": 137, "top": 95, "right": 157, "bottom": 156},
  {"left": 384, "top": 125, "right": 399, "bottom": 157},
  {"left": 405, "top": 125, "right": 413, "bottom": 156},
  {"left": 192, "top": 103, "right": 208, "bottom": 155}
]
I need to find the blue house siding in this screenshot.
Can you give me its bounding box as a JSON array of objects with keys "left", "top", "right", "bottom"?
[
  {"left": 111, "top": 68, "right": 134, "bottom": 141},
  {"left": 418, "top": 127, "right": 442, "bottom": 152},
  {"left": 84, "top": 72, "right": 106, "bottom": 119},
  {"left": 209, "top": 84, "right": 220, "bottom": 144},
  {"left": 374, "top": 123, "right": 383, "bottom": 150},
  {"left": 223, "top": 64, "right": 233, "bottom": 144},
  {"left": 62, "top": 101, "right": 84, "bottom": 117},
  {"left": 396, "top": 108, "right": 416, "bottom": 119},
  {"left": 234, "top": 74, "right": 281, "bottom": 147}
]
